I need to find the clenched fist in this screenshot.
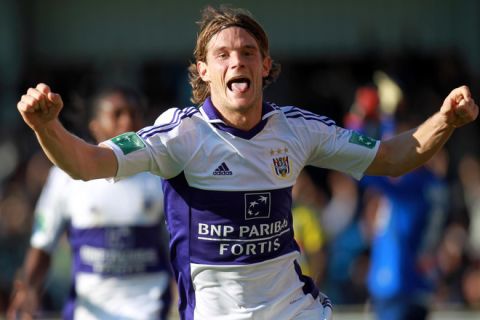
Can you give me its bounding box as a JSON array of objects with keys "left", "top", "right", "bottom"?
[
  {"left": 440, "top": 85, "right": 479, "bottom": 128},
  {"left": 17, "top": 83, "right": 63, "bottom": 131}
]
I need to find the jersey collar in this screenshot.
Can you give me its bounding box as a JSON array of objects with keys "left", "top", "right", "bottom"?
[{"left": 200, "top": 97, "right": 279, "bottom": 139}]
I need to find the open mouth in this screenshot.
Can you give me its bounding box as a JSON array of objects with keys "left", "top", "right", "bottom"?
[{"left": 227, "top": 77, "right": 251, "bottom": 93}]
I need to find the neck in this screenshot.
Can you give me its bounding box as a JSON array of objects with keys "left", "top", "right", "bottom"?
[
  {"left": 210, "top": 98, "right": 263, "bottom": 131},
  {"left": 223, "top": 109, "right": 262, "bottom": 131}
]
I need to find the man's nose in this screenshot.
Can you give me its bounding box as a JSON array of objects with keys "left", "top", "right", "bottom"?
[
  {"left": 118, "top": 112, "right": 135, "bottom": 131},
  {"left": 230, "top": 52, "right": 245, "bottom": 69}
]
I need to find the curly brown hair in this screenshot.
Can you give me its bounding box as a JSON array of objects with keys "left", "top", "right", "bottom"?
[{"left": 188, "top": 5, "right": 281, "bottom": 105}]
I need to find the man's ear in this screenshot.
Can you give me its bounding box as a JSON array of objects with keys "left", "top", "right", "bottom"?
[
  {"left": 197, "top": 61, "right": 209, "bottom": 82},
  {"left": 262, "top": 56, "right": 272, "bottom": 78}
]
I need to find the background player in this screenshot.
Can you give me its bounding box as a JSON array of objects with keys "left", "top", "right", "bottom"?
[{"left": 8, "top": 86, "right": 172, "bottom": 320}]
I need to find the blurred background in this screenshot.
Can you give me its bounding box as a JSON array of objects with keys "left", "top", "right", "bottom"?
[{"left": 1, "top": 0, "right": 480, "bottom": 319}]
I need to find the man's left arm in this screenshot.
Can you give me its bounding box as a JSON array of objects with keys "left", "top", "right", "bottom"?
[{"left": 366, "top": 85, "right": 478, "bottom": 177}]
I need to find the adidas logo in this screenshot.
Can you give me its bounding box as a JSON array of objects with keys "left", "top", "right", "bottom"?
[{"left": 213, "top": 162, "right": 233, "bottom": 175}]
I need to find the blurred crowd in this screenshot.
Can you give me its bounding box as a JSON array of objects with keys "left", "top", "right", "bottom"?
[{"left": 1, "top": 51, "right": 480, "bottom": 317}]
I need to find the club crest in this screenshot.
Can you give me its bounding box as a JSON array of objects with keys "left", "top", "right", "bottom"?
[{"left": 270, "top": 146, "right": 292, "bottom": 179}]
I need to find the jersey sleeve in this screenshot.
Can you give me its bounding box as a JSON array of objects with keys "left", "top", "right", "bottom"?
[
  {"left": 101, "top": 108, "right": 188, "bottom": 180},
  {"left": 30, "top": 167, "right": 70, "bottom": 253},
  {"left": 286, "top": 107, "right": 379, "bottom": 180},
  {"left": 312, "top": 126, "right": 378, "bottom": 180}
]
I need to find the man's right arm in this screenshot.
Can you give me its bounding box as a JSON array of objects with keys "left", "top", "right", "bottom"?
[
  {"left": 366, "top": 85, "right": 478, "bottom": 177},
  {"left": 18, "top": 83, "right": 117, "bottom": 180}
]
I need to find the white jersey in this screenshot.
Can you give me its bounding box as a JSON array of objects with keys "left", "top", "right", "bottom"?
[
  {"left": 103, "top": 98, "right": 379, "bottom": 320},
  {"left": 31, "top": 167, "right": 172, "bottom": 320}
]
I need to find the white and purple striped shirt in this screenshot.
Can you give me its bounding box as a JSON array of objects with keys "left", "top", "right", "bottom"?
[
  {"left": 104, "top": 98, "right": 379, "bottom": 320},
  {"left": 31, "top": 167, "right": 172, "bottom": 320}
]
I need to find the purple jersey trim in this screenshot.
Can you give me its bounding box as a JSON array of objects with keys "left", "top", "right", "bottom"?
[
  {"left": 62, "top": 281, "right": 75, "bottom": 320},
  {"left": 283, "top": 107, "right": 336, "bottom": 126},
  {"left": 294, "top": 259, "right": 319, "bottom": 299},
  {"left": 63, "top": 223, "right": 76, "bottom": 320},
  {"left": 202, "top": 97, "right": 276, "bottom": 140},
  {"left": 162, "top": 174, "right": 196, "bottom": 320},
  {"left": 138, "top": 107, "right": 199, "bottom": 138}
]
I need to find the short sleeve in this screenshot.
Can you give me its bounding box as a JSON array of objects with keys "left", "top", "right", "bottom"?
[
  {"left": 30, "top": 167, "right": 70, "bottom": 253},
  {"left": 101, "top": 131, "right": 161, "bottom": 180},
  {"left": 309, "top": 127, "right": 379, "bottom": 180},
  {"left": 101, "top": 108, "right": 192, "bottom": 180},
  {"left": 283, "top": 106, "right": 379, "bottom": 180}
]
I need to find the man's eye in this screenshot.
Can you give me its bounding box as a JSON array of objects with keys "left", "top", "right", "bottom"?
[
  {"left": 114, "top": 110, "right": 122, "bottom": 119},
  {"left": 244, "top": 50, "right": 256, "bottom": 57}
]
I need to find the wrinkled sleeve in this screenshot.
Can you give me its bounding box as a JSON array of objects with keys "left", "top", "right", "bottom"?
[
  {"left": 299, "top": 120, "right": 379, "bottom": 180},
  {"left": 101, "top": 108, "right": 186, "bottom": 181}
]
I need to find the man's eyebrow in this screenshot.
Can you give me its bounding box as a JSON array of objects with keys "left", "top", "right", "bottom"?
[
  {"left": 212, "top": 46, "right": 228, "bottom": 52},
  {"left": 211, "top": 44, "right": 259, "bottom": 52},
  {"left": 243, "top": 44, "right": 259, "bottom": 50}
]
